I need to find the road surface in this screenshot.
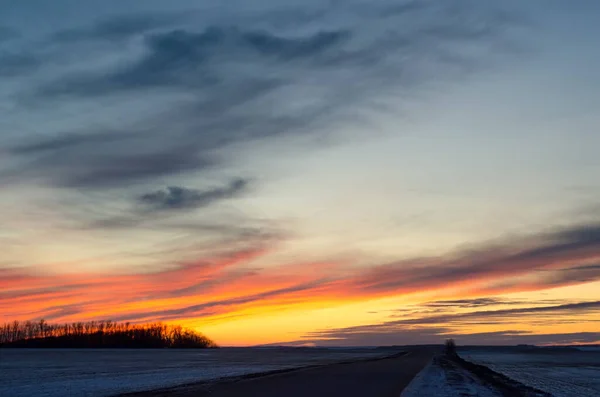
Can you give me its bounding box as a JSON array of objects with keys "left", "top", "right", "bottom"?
[{"left": 128, "top": 348, "right": 436, "bottom": 397}]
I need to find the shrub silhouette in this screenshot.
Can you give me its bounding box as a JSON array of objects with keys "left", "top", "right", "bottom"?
[
  {"left": 445, "top": 338, "right": 457, "bottom": 356},
  {"left": 0, "top": 320, "right": 217, "bottom": 348}
]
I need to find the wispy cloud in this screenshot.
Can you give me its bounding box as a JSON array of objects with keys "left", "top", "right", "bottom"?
[
  {"left": 51, "top": 13, "right": 180, "bottom": 43},
  {"left": 422, "top": 297, "right": 529, "bottom": 308},
  {"left": 0, "top": 247, "right": 272, "bottom": 321},
  {"left": 0, "top": 51, "right": 39, "bottom": 77},
  {"left": 3, "top": 0, "right": 518, "bottom": 189},
  {"left": 305, "top": 301, "right": 600, "bottom": 345},
  {"left": 39, "top": 27, "right": 350, "bottom": 97},
  {"left": 139, "top": 179, "right": 249, "bottom": 211},
  {"left": 2, "top": 222, "right": 599, "bottom": 331},
  {"left": 348, "top": 223, "right": 600, "bottom": 296},
  {"left": 302, "top": 328, "right": 600, "bottom": 346}
]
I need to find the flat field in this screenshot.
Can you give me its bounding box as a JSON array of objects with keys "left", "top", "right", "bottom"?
[
  {"left": 0, "top": 347, "right": 397, "bottom": 397},
  {"left": 461, "top": 347, "right": 600, "bottom": 397}
]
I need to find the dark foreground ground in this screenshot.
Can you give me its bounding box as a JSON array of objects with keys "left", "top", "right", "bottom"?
[
  {"left": 0, "top": 347, "right": 406, "bottom": 396},
  {"left": 125, "top": 348, "right": 436, "bottom": 397}
]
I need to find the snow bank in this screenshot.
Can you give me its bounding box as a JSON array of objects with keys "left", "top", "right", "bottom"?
[
  {"left": 401, "top": 356, "right": 500, "bottom": 397},
  {"left": 463, "top": 349, "right": 600, "bottom": 397}
]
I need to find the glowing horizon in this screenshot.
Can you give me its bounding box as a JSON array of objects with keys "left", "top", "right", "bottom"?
[{"left": 3, "top": 222, "right": 599, "bottom": 346}]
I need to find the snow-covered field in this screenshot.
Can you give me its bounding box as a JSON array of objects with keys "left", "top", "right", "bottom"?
[
  {"left": 0, "top": 347, "right": 395, "bottom": 397},
  {"left": 401, "top": 355, "right": 500, "bottom": 397},
  {"left": 462, "top": 348, "right": 600, "bottom": 397}
]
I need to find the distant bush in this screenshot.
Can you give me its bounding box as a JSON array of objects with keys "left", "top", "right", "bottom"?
[
  {"left": 0, "top": 320, "right": 217, "bottom": 348},
  {"left": 445, "top": 338, "right": 457, "bottom": 356}
]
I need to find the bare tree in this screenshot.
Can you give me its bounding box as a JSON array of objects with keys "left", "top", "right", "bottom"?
[{"left": 0, "top": 320, "right": 217, "bottom": 348}]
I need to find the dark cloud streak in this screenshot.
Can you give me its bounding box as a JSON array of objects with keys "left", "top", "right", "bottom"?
[
  {"left": 350, "top": 222, "right": 600, "bottom": 295},
  {"left": 139, "top": 179, "right": 249, "bottom": 211},
  {"left": 0, "top": 52, "right": 39, "bottom": 77},
  {"left": 7, "top": 132, "right": 211, "bottom": 188},
  {"left": 306, "top": 301, "right": 600, "bottom": 345},
  {"left": 38, "top": 27, "right": 350, "bottom": 98},
  {"left": 423, "top": 297, "right": 525, "bottom": 308},
  {"left": 5, "top": 1, "right": 519, "bottom": 189}
]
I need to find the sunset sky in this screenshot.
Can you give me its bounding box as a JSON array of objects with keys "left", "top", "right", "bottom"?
[{"left": 1, "top": 0, "right": 599, "bottom": 346}]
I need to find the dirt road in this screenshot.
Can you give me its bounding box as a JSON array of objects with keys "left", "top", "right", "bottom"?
[{"left": 130, "top": 348, "right": 436, "bottom": 397}]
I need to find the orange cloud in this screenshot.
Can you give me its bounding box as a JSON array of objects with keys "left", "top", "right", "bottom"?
[{"left": 1, "top": 223, "right": 599, "bottom": 343}]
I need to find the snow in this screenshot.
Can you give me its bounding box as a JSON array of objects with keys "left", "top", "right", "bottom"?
[
  {"left": 400, "top": 356, "right": 500, "bottom": 397},
  {"left": 462, "top": 349, "right": 600, "bottom": 397},
  {"left": 0, "top": 347, "right": 395, "bottom": 397}
]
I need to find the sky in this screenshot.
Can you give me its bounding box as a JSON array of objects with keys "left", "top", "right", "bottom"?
[{"left": 0, "top": 0, "right": 599, "bottom": 346}]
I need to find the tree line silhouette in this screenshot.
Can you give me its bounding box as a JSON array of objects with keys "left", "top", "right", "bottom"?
[{"left": 0, "top": 320, "right": 217, "bottom": 348}]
